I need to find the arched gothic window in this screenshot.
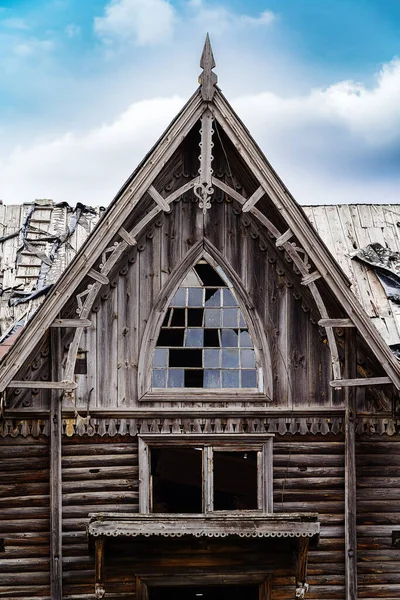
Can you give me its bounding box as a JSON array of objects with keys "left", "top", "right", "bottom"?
[{"left": 151, "top": 260, "right": 261, "bottom": 390}]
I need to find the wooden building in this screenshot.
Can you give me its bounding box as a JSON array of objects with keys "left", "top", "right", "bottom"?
[{"left": 1, "top": 37, "right": 400, "bottom": 600}]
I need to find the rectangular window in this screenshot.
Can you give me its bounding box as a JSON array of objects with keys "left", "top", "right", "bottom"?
[{"left": 139, "top": 435, "right": 273, "bottom": 514}]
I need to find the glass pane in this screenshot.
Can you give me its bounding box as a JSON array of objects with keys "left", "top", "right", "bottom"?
[
  {"left": 222, "top": 369, "right": 239, "bottom": 387},
  {"left": 242, "top": 370, "right": 257, "bottom": 388},
  {"left": 205, "top": 288, "right": 220, "bottom": 306},
  {"left": 222, "top": 349, "right": 239, "bottom": 368},
  {"left": 188, "top": 288, "right": 203, "bottom": 306},
  {"left": 222, "top": 308, "right": 238, "bottom": 327},
  {"left": 204, "top": 369, "right": 221, "bottom": 388},
  {"left": 239, "top": 311, "right": 246, "bottom": 328},
  {"left": 167, "top": 369, "right": 184, "bottom": 387},
  {"left": 241, "top": 349, "right": 255, "bottom": 368},
  {"left": 204, "top": 349, "right": 220, "bottom": 368},
  {"left": 221, "top": 329, "right": 239, "bottom": 347},
  {"left": 213, "top": 451, "right": 258, "bottom": 510},
  {"left": 223, "top": 289, "right": 237, "bottom": 306},
  {"left": 170, "top": 288, "right": 186, "bottom": 307},
  {"left": 152, "top": 369, "right": 166, "bottom": 387},
  {"left": 154, "top": 348, "right": 168, "bottom": 367},
  {"left": 185, "top": 329, "right": 204, "bottom": 347},
  {"left": 205, "top": 308, "right": 221, "bottom": 327},
  {"left": 239, "top": 330, "right": 253, "bottom": 347}
]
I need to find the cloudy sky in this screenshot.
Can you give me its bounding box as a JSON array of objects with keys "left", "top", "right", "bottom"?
[{"left": 1, "top": 0, "right": 400, "bottom": 205}]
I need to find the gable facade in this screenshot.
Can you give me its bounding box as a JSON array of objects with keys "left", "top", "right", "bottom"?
[{"left": 1, "top": 39, "right": 400, "bottom": 600}]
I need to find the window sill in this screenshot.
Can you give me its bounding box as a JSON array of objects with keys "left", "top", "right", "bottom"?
[{"left": 141, "top": 389, "right": 270, "bottom": 402}]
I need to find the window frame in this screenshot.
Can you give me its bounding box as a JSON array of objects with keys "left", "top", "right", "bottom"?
[
  {"left": 137, "top": 244, "right": 273, "bottom": 401},
  {"left": 138, "top": 434, "right": 274, "bottom": 514}
]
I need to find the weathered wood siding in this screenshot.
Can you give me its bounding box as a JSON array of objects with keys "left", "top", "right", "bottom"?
[
  {"left": 273, "top": 434, "right": 345, "bottom": 599},
  {"left": 69, "top": 198, "right": 334, "bottom": 411},
  {"left": 62, "top": 436, "right": 138, "bottom": 599},
  {"left": 0, "top": 436, "right": 50, "bottom": 599},
  {"left": 357, "top": 435, "right": 400, "bottom": 599}
]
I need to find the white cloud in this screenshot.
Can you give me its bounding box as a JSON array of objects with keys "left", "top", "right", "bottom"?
[
  {"left": 13, "top": 38, "right": 54, "bottom": 58},
  {"left": 234, "top": 58, "right": 400, "bottom": 147},
  {"left": 187, "top": 0, "right": 276, "bottom": 34},
  {"left": 65, "top": 23, "right": 81, "bottom": 38},
  {"left": 1, "top": 17, "right": 29, "bottom": 30},
  {"left": 0, "top": 96, "right": 184, "bottom": 204},
  {"left": 2, "top": 50, "right": 400, "bottom": 206},
  {"left": 12, "top": 38, "right": 54, "bottom": 57},
  {"left": 94, "top": 0, "right": 176, "bottom": 46}
]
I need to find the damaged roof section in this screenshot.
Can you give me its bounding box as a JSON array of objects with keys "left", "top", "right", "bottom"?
[
  {"left": 0, "top": 199, "right": 102, "bottom": 342},
  {"left": 304, "top": 204, "right": 400, "bottom": 354}
]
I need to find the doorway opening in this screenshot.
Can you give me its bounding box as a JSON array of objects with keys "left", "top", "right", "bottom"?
[{"left": 149, "top": 584, "right": 259, "bottom": 600}]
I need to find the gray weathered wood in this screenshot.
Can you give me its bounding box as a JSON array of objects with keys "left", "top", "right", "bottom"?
[
  {"left": 301, "top": 271, "right": 321, "bottom": 286},
  {"left": 275, "top": 228, "right": 293, "bottom": 247},
  {"left": 318, "top": 318, "right": 355, "bottom": 328},
  {"left": 242, "top": 186, "right": 265, "bottom": 213},
  {"left": 118, "top": 226, "right": 137, "bottom": 246},
  {"left": 199, "top": 33, "right": 218, "bottom": 101},
  {"left": 50, "top": 319, "right": 92, "bottom": 328},
  {"left": 344, "top": 328, "right": 357, "bottom": 600},
  {"left": 88, "top": 269, "right": 109, "bottom": 285},
  {"left": 7, "top": 380, "right": 78, "bottom": 390},
  {"left": 148, "top": 186, "right": 170, "bottom": 212},
  {"left": 50, "top": 329, "right": 62, "bottom": 600},
  {"left": 330, "top": 376, "right": 392, "bottom": 388}
]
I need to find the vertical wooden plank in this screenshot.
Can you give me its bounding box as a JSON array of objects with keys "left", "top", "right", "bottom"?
[
  {"left": 138, "top": 437, "right": 150, "bottom": 513},
  {"left": 95, "top": 537, "right": 105, "bottom": 599},
  {"left": 50, "top": 328, "right": 62, "bottom": 600},
  {"left": 203, "top": 446, "right": 213, "bottom": 512},
  {"left": 345, "top": 328, "right": 357, "bottom": 600},
  {"left": 263, "top": 438, "right": 273, "bottom": 513}
]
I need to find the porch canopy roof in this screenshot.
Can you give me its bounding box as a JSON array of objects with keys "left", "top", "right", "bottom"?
[{"left": 87, "top": 512, "right": 320, "bottom": 541}]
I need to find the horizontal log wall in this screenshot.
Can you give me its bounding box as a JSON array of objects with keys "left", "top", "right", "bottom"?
[
  {"left": 273, "top": 434, "right": 345, "bottom": 599},
  {"left": 0, "top": 436, "right": 50, "bottom": 599},
  {"left": 62, "top": 435, "right": 138, "bottom": 599},
  {"left": 356, "top": 434, "right": 400, "bottom": 599}
]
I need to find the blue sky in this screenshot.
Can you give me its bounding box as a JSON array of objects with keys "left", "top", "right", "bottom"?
[{"left": 1, "top": 0, "right": 400, "bottom": 204}]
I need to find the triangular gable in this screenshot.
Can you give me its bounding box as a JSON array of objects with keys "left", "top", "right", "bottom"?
[{"left": 1, "top": 38, "right": 399, "bottom": 394}]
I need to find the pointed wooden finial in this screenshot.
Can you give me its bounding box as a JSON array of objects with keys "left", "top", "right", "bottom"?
[{"left": 199, "top": 34, "right": 218, "bottom": 101}]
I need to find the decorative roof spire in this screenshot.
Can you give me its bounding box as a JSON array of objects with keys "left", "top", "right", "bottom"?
[{"left": 199, "top": 33, "right": 218, "bottom": 101}]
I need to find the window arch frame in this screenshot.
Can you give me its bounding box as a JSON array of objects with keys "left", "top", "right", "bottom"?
[{"left": 138, "top": 240, "right": 273, "bottom": 400}]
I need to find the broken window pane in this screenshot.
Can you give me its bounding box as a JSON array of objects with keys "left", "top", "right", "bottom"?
[
  {"left": 151, "top": 448, "right": 203, "bottom": 513},
  {"left": 151, "top": 260, "right": 259, "bottom": 389},
  {"left": 213, "top": 451, "right": 258, "bottom": 510}
]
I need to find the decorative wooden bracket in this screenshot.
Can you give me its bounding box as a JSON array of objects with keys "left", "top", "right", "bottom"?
[
  {"left": 95, "top": 538, "right": 105, "bottom": 599},
  {"left": 199, "top": 33, "right": 218, "bottom": 101},
  {"left": 295, "top": 538, "right": 310, "bottom": 598},
  {"left": 194, "top": 109, "right": 214, "bottom": 213}
]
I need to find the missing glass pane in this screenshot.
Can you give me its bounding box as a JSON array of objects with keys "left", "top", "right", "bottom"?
[
  {"left": 194, "top": 263, "right": 225, "bottom": 286},
  {"left": 170, "top": 349, "right": 202, "bottom": 368},
  {"left": 151, "top": 448, "right": 203, "bottom": 513},
  {"left": 157, "top": 329, "right": 184, "bottom": 347},
  {"left": 171, "top": 308, "right": 185, "bottom": 327},
  {"left": 152, "top": 260, "right": 259, "bottom": 389},
  {"left": 213, "top": 451, "right": 258, "bottom": 510},
  {"left": 185, "top": 369, "right": 204, "bottom": 387}
]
